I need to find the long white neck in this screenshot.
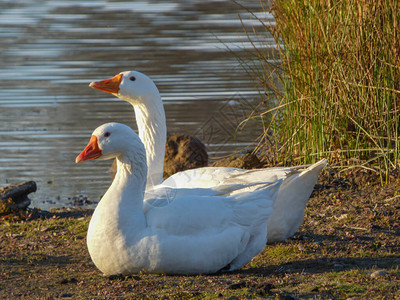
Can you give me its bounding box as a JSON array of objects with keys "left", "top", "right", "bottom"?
[
  {"left": 132, "top": 101, "right": 166, "bottom": 187},
  {"left": 94, "top": 148, "right": 148, "bottom": 231},
  {"left": 101, "top": 149, "right": 148, "bottom": 221},
  {"left": 87, "top": 149, "right": 148, "bottom": 274}
]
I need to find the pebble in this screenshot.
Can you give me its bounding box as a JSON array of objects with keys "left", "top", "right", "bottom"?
[{"left": 370, "top": 270, "right": 389, "bottom": 278}]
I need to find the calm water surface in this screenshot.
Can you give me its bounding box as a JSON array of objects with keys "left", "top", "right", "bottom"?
[{"left": 0, "top": 0, "right": 274, "bottom": 209}]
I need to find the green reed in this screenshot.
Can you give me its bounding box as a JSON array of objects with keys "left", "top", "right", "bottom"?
[{"left": 239, "top": 0, "right": 400, "bottom": 180}]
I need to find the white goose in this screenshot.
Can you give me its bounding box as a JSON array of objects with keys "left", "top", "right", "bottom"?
[
  {"left": 76, "top": 122, "right": 283, "bottom": 275},
  {"left": 89, "top": 71, "right": 328, "bottom": 243}
]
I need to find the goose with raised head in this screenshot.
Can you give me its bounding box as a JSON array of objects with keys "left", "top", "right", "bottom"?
[
  {"left": 89, "top": 71, "right": 328, "bottom": 243},
  {"left": 76, "top": 122, "right": 282, "bottom": 275}
]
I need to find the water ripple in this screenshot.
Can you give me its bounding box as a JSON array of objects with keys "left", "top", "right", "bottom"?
[{"left": 0, "top": 0, "right": 271, "bottom": 209}]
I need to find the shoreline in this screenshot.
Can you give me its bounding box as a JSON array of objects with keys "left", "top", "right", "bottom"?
[{"left": 1, "top": 169, "right": 399, "bottom": 298}]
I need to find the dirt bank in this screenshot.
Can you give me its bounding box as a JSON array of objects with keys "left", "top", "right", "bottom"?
[{"left": 1, "top": 169, "right": 399, "bottom": 299}]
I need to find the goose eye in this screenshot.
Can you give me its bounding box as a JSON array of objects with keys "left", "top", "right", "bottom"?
[
  {"left": 104, "top": 132, "right": 111, "bottom": 137},
  {"left": 129, "top": 76, "right": 136, "bottom": 81}
]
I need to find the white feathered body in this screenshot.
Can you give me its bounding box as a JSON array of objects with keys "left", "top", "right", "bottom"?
[
  {"left": 87, "top": 156, "right": 282, "bottom": 275},
  {"left": 161, "top": 159, "right": 328, "bottom": 243}
]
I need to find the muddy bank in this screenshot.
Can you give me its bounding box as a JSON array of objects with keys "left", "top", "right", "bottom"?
[{"left": 1, "top": 165, "right": 399, "bottom": 298}]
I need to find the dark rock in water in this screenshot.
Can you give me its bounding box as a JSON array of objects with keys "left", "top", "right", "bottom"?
[
  {"left": 163, "top": 133, "right": 208, "bottom": 178},
  {"left": 210, "top": 153, "right": 262, "bottom": 169},
  {"left": 0, "top": 181, "right": 36, "bottom": 213},
  {"left": 109, "top": 134, "right": 208, "bottom": 180}
]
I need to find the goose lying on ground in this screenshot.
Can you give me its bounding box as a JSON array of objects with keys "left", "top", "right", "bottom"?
[
  {"left": 89, "top": 71, "right": 328, "bottom": 243},
  {"left": 75, "top": 122, "right": 283, "bottom": 275}
]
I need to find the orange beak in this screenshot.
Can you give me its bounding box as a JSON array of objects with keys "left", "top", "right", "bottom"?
[
  {"left": 89, "top": 73, "right": 123, "bottom": 94},
  {"left": 75, "top": 135, "right": 102, "bottom": 163}
]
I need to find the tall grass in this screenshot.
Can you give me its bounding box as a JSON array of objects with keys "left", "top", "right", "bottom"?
[{"left": 239, "top": 0, "right": 400, "bottom": 180}]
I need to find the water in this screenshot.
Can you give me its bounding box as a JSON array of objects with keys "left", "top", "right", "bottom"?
[{"left": 0, "top": 0, "right": 273, "bottom": 209}]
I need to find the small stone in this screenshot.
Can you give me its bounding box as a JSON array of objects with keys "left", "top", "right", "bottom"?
[{"left": 370, "top": 270, "right": 389, "bottom": 278}]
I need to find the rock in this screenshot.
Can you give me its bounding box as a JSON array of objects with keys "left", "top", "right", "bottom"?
[
  {"left": 370, "top": 270, "right": 389, "bottom": 278},
  {"left": 211, "top": 153, "right": 262, "bottom": 169},
  {"left": 163, "top": 133, "right": 208, "bottom": 178},
  {"left": 109, "top": 134, "right": 208, "bottom": 180},
  {"left": 0, "top": 181, "right": 36, "bottom": 213}
]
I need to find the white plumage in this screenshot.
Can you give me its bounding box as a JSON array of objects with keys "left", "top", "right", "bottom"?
[
  {"left": 89, "top": 70, "right": 327, "bottom": 243},
  {"left": 76, "top": 122, "right": 282, "bottom": 275}
]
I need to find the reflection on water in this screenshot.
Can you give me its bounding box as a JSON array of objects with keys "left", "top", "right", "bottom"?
[{"left": 0, "top": 0, "right": 272, "bottom": 209}]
